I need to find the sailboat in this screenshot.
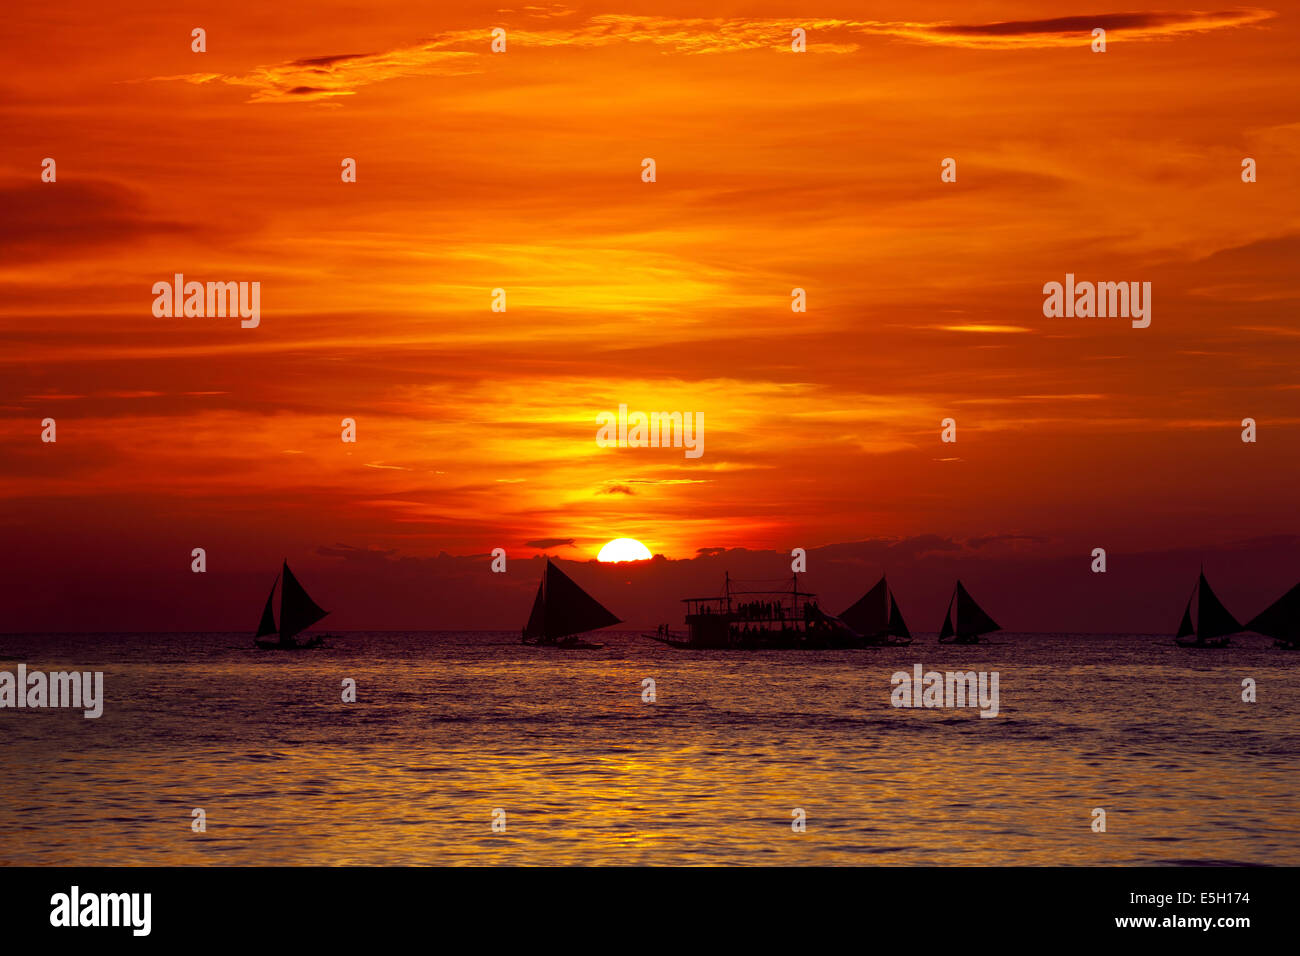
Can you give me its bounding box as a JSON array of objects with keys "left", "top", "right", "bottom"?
[
  {"left": 1173, "top": 570, "right": 1241, "bottom": 648},
  {"left": 253, "top": 561, "right": 332, "bottom": 650},
  {"left": 1244, "top": 580, "right": 1300, "bottom": 649},
  {"left": 838, "top": 575, "right": 912, "bottom": 646},
  {"left": 521, "top": 558, "right": 621, "bottom": 649},
  {"left": 937, "top": 580, "right": 1001, "bottom": 644}
]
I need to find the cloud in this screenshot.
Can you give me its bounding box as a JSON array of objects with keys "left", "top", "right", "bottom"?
[
  {"left": 151, "top": 46, "right": 480, "bottom": 103},
  {"left": 819, "top": 535, "right": 966, "bottom": 563},
  {"left": 525, "top": 537, "right": 575, "bottom": 549},
  {"left": 940, "top": 324, "right": 1035, "bottom": 333},
  {"left": 864, "top": 8, "right": 1276, "bottom": 48},
  {"left": 151, "top": 10, "right": 1277, "bottom": 102},
  {"left": 315, "top": 544, "right": 399, "bottom": 562},
  {"left": 516, "top": 4, "right": 577, "bottom": 18},
  {"left": 625, "top": 477, "right": 711, "bottom": 485},
  {"left": 966, "top": 533, "right": 1051, "bottom": 550},
  {"left": 290, "top": 53, "right": 373, "bottom": 67},
  {"left": 0, "top": 178, "right": 193, "bottom": 259}
]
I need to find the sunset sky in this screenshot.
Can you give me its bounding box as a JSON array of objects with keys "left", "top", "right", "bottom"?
[{"left": 2, "top": 2, "right": 1298, "bottom": 631}]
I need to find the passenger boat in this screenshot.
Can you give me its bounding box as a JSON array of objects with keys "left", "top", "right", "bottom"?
[{"left": 648, "top": 573, "right": 860, "bottom": 649}]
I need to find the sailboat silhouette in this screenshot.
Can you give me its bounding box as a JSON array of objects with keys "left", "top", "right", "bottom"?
[
  {"left": 253, "top": 561, "right": 331, "bottom": 650},
  {"left": 1246, "top": 580, "right": 1300, "bottom": 649},
  {"left": 1174, "top": 569, "right": 1241, "bottom": 648},
  {"left": 838, "top": 575, "right": 913, "bottom": 646},
  {"left": 937, "top": 580, "right": 1001, "bottom": 644},
  {"left": 521, "top": 558, "right": 621, "bottom": 649}
]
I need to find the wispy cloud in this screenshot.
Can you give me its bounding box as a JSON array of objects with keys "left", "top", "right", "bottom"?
[
  {"left": 152, "top": 9, "right": 1277, "bottom": 102},
  {"left": 152, "top": 48, "right": 480, "bottom": 103},
  {"left": 526, "top": 537, "right": 576, "bottom": 549},
  {"left": 898, "top": 8, "right": 1275, "bottom": 48},
  {"left": 940, "top": 324, "right": 1035, "bottom": 333},
  {"left": 0, "top": 178, "right": 194, "bottom": 257}
]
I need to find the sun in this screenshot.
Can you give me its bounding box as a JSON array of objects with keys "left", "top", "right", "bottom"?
[{"left": 597, "top": 538, "right": 652, "bottom": 563}]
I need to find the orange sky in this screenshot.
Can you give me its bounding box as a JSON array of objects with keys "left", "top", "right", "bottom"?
[{"left": 2, "top": 3, "right": 1299, "bottom": 629}]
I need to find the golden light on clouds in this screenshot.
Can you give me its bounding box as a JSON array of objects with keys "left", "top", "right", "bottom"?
[{"left": 1, "top": 0, "right": 1297, "bottom": 594}]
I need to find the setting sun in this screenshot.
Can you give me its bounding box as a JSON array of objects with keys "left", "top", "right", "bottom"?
[{"left": 597, "top": 538, "right": 652, "bottom": 563}]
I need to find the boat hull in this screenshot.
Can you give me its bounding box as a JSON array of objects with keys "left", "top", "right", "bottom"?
[
  {"left": 522, "top": 637, "right": 605, "bottom": 650},
  {"left": 644, "top": 633, "right": 694, "bottom": 648},
  {"left": 254, "top": 634, "right": 328, "bottom": 651},
  {"left": 646, "top": 631, "right": 906, "bottom": 650}
]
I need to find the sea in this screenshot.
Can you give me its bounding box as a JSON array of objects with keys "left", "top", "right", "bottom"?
[{"left": 1, "top": 631, "right": 1295, "bottom": 866}]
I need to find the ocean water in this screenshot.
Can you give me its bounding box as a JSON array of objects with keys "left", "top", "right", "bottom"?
[{"left": 0, "top": 631, "right": 1295, "bottom": 866}]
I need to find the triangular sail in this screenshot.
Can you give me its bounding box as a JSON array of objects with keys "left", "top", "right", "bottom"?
[
  {"left": 839, "top": 576, "right": 889, "bottom": 638},
  {"left": 279, "top": 561, "right": 329, "bottom": 641},
  {"left": 1175, "top": 599, "right": 1194, "bottom": 640},
  {"left": 938, "top": 592, "right": 955, "bottom": 642},
  {"left": 955, "top": 580, "right": 1001, "bottom": 638},
  {"left": 1196, "top": 572, "right": 1240, "bottom": 641},
  {"left": 1246, "top": 581, "right": 1300, "bottom": 641},
  {"left": 888, "top": 594, "right": 911, "bottom": 641},
  {"left": 523, "top": 577, "right": 547, "bottom": 640},
  {"left": 526, "top": 560, "right": 621, "bottom": 641},
  {"left": 255, "top": 575, "right": 279, "bottom": 638}
]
